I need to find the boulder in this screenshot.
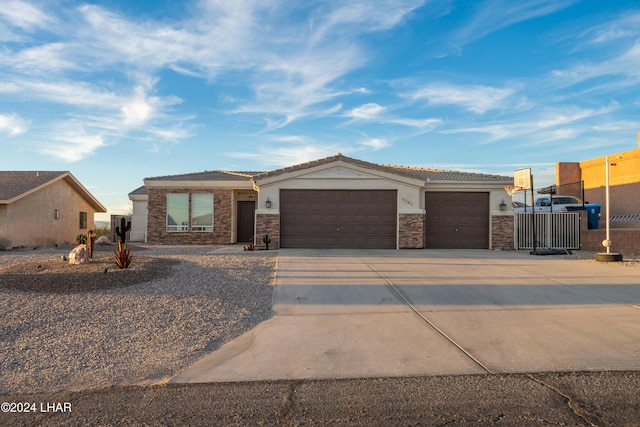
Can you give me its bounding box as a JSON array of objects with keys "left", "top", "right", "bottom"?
[
  {"left": 95, "top": 235, "right": 111, "bottom": 245},
  {"left": 68, "top": 244, "right": 89, "bottom": 265}
]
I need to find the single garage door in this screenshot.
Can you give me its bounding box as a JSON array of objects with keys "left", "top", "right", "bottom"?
[
  {"left": 425, "top": 192, "right": 489, "bottom": 249},
  {"left": 280, "top": 189, "right": 397, "bottom": 249}
]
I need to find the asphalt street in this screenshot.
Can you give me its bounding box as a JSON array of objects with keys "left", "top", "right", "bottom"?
[{"left": 2, "top": 371, "right": 640, "bottom": 426}]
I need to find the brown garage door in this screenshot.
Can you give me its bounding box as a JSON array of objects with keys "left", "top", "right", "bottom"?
[
  {"left": 280, "top": 189, "right": 397, "bottom": 249},
  {"left": 425, "top": 192, "right": 489, "bottom": 249}
]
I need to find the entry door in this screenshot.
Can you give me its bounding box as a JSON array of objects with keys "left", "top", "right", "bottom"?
[{"left": 237, "top": 201, "right": 255, "bottom": 243}]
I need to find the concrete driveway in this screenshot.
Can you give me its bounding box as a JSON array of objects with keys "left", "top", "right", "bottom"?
[{"left": 172, "top": 249, "right": 640, "bottom": 383}]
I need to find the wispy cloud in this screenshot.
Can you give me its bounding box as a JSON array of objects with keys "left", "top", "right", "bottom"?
[
  {"left": 440, "top": 104, "right": 617, "bottom": 144},
  {"left": 451, "top": 0, "right": 577, "bottom": 50},
  {"left": 230, "top": 143, "right": 340, "bottom": 168},
  {"left": 0, "top": 0, "right": 54, "bottom": 31},
  {"left": 39, "top": 122, "right": 106, "bottom": 162},
  {"left": 579, "top": 11, "right": 640, "bottom": 44},
  {"left": 0, "top": 0, "right": 433, "bottom": 161},
  {"left": 310, "top": 0, "right": 425, "bottom": 43},
  {"left": 359, "top": 137, "right": 391, "bottom": 151},
  {"left": 389, "top": 118, "right": 442, "bottom": 130},
  {"left": 410, "top": 83, "right": 516, "bottom": 114},
  {"left": 0, "top": 113, "right": 28, "bottom": 135}
]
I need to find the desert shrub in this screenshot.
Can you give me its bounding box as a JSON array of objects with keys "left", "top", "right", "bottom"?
[
  {"left": 94, "top": 223, "right": 110, "bottom": 237},
  {"left": 0, "top": 237, "right": 11, "bottom": 251}
]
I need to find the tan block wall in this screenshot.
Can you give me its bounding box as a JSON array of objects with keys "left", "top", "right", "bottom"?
[
  {"left": 583, "top": 182, "right": 640, "bottom": 218},
  {"left": 255, "top": 213, "right": 280, "bottom": 249},
  {"left": 491, "top": 215, "right": 514, "bottom": 250},
  {"left": 146, "top": 187, "right": 233, "bottom": 245},
  {"left": 398, "top": 213, "right": 425, "bottom": 249},
  {"left": 562, "top": 144, "right": 640, "bottom": 216},
  {"left": 4, "top": 179, "right": 96, "bottom": 248},
  {"left": 580, "top": 210, "right": 640, "bottom": 255}
]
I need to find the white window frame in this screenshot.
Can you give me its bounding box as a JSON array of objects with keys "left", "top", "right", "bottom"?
[
  {"left": 166, "top": 194, "right": 189, "bottom": 232},
  {"left": 191, "top": 193, "right": 214, "bottom": 232}
]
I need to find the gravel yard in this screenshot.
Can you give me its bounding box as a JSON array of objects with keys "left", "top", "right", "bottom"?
[
  {"left": 0, "top": 245, "right": 637, "bottom": 397},
  {"left": 0, "top": 245, "right": 276, "bottom": 395}
]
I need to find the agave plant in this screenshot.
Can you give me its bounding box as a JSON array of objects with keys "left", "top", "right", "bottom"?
[{"left": 113, "top": 241, "right": 133, "bottom": 269}]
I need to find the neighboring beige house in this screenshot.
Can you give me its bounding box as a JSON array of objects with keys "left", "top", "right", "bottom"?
[
  {"left": 130, "top": 154, "right": 513, "bottom": 250},
  {"left": 0, "top": 171, "right": 106, "bottom": 248}
]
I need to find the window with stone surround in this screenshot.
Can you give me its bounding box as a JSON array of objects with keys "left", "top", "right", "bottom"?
[
  {"left": 191, "top": 193, "right": 213, "bottom": 232},
  {"left": 167, "top": 194, "right": 189, "bottom": 232}
]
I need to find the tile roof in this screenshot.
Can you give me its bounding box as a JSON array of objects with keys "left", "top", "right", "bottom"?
[
  {"left": 128, "top": 185, "right": 148, "bottom": 196},
  {"left": 252, "top": 153, "right": 512, "bottom": 183},
  {"left": 144, "top": 170, "right": 258, "bottom": 182},
  {"left": 384, "top": 165, "right": 513, "bottom": 183},
  {"left": 0, "top": 171, "right": 68, "bottom": 201},
  {"left": 0, "top": 171, "right": 106, "bottom": 212},
  {"left": 252, "top": 153, "right": 423, "bottom": 181},
  {"left": 140, "top": 154, "right": 512, "bottom": 186}
]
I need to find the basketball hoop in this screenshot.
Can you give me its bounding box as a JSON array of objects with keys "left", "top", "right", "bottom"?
[
  {"left": 503, "top": 185, "right": 519, "bottom": 196},
  {"left": 514, "top": 168, "right": 532, "bottom": 190}
]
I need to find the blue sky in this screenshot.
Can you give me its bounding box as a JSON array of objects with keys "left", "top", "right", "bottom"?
[{"left": 1, "top": 0, "right": 640, "bottom": 220}]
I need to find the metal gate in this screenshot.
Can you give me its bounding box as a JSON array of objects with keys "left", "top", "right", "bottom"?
[{"left": 514, "top": 213, "right": 580, "bottom": 250}]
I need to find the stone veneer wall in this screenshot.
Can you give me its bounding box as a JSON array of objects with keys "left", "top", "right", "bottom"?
[
  {"left": 255, "top": 213, "right": 280, "bottom": 249},
  {"left": 491, "top": 215, "right": 514, "bottom": 250},
  {"left": 147, "top": 187, "right": 233, "bottom": 245},
  {"left": 398, "top": 213, "right": 425, "bottom": 249}
]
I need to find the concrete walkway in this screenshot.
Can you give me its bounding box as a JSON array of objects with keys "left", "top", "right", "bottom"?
[{"left": 172, "top": 249, "right": 640, "bottom": 383}]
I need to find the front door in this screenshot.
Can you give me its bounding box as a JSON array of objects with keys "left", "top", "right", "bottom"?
[{"left": 237, "top": 201, "right": 255, "bottom": 243}]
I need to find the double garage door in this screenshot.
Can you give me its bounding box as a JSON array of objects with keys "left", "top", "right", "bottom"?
[{"left": 280, "top": 189, "right": 397, "bottom": 249}]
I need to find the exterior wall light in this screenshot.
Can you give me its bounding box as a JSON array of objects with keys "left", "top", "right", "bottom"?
[
  {"left": 54, "top": 209, "right": 60, "bottom": 219},
  {"left": 265, "top": 197, "right": 272, "bottom": 208},
  {"left": 499, "top": 200, "right": 507, "bottom": 211}
]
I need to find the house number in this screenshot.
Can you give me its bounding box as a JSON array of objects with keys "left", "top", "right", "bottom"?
[{"left": 402, "top": 197, "right": 413, "bottom": 206}]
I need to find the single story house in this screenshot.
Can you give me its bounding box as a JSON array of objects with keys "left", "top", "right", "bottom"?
[
  {"left": 130, "top": 154, "right": 513, "bottom": 250},
  {"left": 0, "top": 171, "right": 106, "bottom": 248}
]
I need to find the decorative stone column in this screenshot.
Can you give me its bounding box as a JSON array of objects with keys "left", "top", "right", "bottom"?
[
  {"left": 399, "top": 213, "right": 425, "bottom": 249},
  {"left": 491, "top": 215, "right": 514, "bottom": 250},
  {"left": 255, "top": 213, "right": 280, "bottom": 249}
]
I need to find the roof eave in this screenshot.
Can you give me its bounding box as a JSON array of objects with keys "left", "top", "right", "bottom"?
[
  {"left": 144, "top": 179, "right": 254, "bottom": 188},
  {"left": 62, "top": 173, "right": 107, "bottom": 212}
]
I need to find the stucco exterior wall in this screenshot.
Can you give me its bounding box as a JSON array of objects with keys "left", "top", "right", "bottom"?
[
  {"left": 129, "top": 197, "right": 148, "bottom": 242},
  {"left": 4, "top": 179, "right": 97, "bottom": 247},
  {"left": 0, "top": 205, "right": 7, "bottom": 241},
  {"left": 146, "top": 187, "right": 233, "bottom": 245},
  {"left": 256, "top": 172, "right": 424, "bottom": 212}
]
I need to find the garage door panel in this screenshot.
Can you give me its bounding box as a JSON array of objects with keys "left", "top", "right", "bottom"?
[
  {"left": 281, "top": 189, "right": 397, "bottom": 249},
  {"left": 425, "top": 192, "right": 489, "bottom": 249}
]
